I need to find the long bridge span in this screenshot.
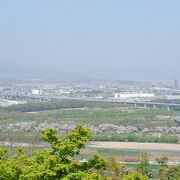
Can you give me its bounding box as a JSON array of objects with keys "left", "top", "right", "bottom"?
[
  {"left": 103, "top": 99, "right": 180, "bottom": 111},
  {"left": 1, "top": 94, "right": 180, "bottom": 111}
]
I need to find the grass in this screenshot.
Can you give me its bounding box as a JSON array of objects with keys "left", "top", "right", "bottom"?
[
  {"left": 0, "top": 107, "right": 177, "bottom": 129},
  {"left": 0, "top": 130, "right": 178, "bottom": 144},
  {"left": 91, "top": 133, "right": 179, "bottom": 143},
  {"left": 0, "top": 131, "right": 40, "bottom": 143},
  {"left": 0, "top": 102, "right": 179, "bottom": 144},
  {"left": 0, "top": 106, "right": 178, "bottom": 128},
  {"left": 95, "top": 148, "right": 140, "bottom": 157},
  {"left": 77, "top": 148, "right": 141, "bottom": 161},
  {"left": 42, "top": 107, "right": 176, "bottom": 128}
]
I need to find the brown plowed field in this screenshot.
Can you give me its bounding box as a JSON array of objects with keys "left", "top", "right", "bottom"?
[{"left": 88, "top": 141, "right": 180, "bottom": 152}]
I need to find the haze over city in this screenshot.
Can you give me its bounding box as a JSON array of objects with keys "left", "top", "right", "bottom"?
[
  {"left": 1, "top": 2, "right": 180, "bottom": 179},
  {"left": 0, "top": 1, "right": 180, "bottom": 81}
]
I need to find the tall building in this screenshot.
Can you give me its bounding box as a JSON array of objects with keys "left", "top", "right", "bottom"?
[{"left": 174, "top": 79, "right": 178, "bottom": 89}]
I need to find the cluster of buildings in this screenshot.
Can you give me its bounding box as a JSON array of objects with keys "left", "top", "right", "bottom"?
[{"left": 0, "top": 79, "right": 179, "bottom": 106}]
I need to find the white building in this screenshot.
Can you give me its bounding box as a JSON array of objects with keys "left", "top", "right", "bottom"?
[
  {"left": 31, "top": 89, "right": 43, "bottom": 95},
  {"left": 166, "top": 95, "right": 180, "bottom": 100},
  {"left": 115, "top": 93, "right": 155, "bottom": 99}
]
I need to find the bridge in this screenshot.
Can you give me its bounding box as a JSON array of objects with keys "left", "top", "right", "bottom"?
[
  {"left": 0, "top": 94, "right": 50, "bottom": 101},
  {"left": 70, "top": 97, "right": 180, "bottom": 111},
  {"left": 1, "top": 94, "right": 180, "bottom": 111},
  {"left": 106, "top": 99, "right": 180, "bottom": 111}
]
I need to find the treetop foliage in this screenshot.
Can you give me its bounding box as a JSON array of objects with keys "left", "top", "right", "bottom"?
[{"left": 0, "top": 125, "right": 179, "bottom": 179}]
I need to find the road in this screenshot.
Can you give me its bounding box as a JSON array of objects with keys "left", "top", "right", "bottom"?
[{"left": 87, "top": 141, "right": 180, "bottom": 153}]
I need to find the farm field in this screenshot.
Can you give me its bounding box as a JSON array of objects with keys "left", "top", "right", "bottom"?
[
  {"left": 0, "top": 100, "right": 178, "bottom": 128},
  {"left": 0, "top": 100, "right": 180, "bottom": 147},
  {"left": 81, "top": 145, "right": 180, "bottom": 162},
  {"left": 0, "top": 100, "right": 180, "bottom": 165}
]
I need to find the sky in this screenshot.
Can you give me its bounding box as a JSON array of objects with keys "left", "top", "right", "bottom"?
[{"left": 0, "top": 0, "right": 180, "bottom": 81}]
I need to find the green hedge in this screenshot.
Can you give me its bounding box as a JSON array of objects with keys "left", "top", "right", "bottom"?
[
  {"left": 91, "top": 133, "right": 178, "bottom": 143},
  {"left": 5, "top": 99, "right": 125, "bottom": 112}
]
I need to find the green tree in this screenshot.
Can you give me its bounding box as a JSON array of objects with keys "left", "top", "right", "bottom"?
[
  {"left": 137, "top": 152, "right": 150, "bottom": 176},
  {"left": 0, "top": 126, "right": 179, "bottom": 179},
  {"left": 156, "top": 156, "right": 180, "bottom": 180},
  {"left": 122, "top": 170, "right": 148, "bottom": 180},
  {"left": 0, "top": 126, "right": 106, "bottom": 180}
]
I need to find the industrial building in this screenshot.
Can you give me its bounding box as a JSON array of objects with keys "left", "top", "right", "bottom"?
[{"left": 114, "top": 92, "right": 155, "bottom": 99}]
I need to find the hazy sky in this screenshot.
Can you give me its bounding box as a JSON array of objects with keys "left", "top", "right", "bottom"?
[{"left": 0, "top": 1, "right": 180, "bottom": 81}]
